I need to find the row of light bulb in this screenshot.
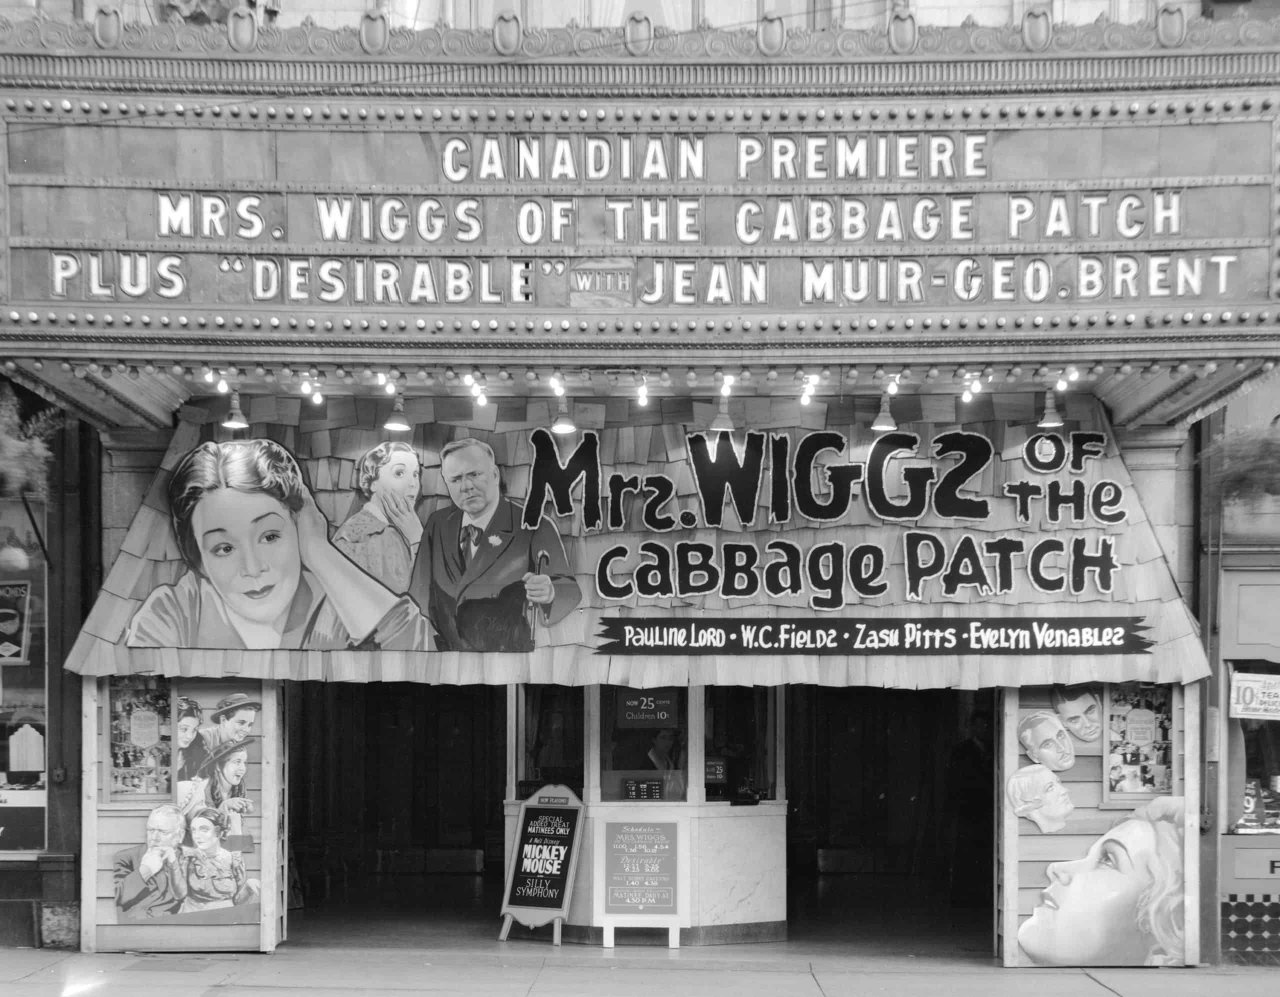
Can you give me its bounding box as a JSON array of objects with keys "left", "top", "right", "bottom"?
[{"left": 207, "top": 360, "right": 1084, "bottom": 410}]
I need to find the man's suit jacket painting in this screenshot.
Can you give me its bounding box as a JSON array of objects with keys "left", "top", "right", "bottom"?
[
  {"left": 408, "top": 498, "right": 580, "bottom": 652},
  {"left": 113, "top": 843, "right": 185, "bottom": 919}
]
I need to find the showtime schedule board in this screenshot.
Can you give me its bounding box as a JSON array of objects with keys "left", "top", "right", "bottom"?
[{"left": 604, "top": 821, "right": 677, "bottom": 914}]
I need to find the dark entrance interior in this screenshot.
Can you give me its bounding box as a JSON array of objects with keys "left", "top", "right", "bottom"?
[
  {"left": 285, "top": 681, "right": 507, "bottom": 941},
  {"left": 785, "top": 686, "right": 997, "bottom": 958},
  {"left": 283, "top": 682, "right": 996, "bottom": 957}
]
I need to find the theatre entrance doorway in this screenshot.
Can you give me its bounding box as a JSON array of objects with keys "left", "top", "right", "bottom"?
[
  {"left": 282, "top": 681, "right": 507, "bottom": 944},
  {"left": 785, "top": 687, "right": 999, "bottom": 960}
]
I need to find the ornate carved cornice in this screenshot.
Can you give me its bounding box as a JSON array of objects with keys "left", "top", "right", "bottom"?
[{"left": 3, "top": 11, "right": 1280, "bottom": 95}]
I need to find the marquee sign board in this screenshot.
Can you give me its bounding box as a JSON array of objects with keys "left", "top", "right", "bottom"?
[{"left": 5, "top": 110, "right": 1272, "bottom": 345}]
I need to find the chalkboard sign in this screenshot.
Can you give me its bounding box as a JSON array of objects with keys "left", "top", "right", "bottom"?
[
  {"left": 604, "top": 821, "right": 678, "bottom": 914},
  {"left": 499, "top": 784, "right": 583, "bottom": 945}
]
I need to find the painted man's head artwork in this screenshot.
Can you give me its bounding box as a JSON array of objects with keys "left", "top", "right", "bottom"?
[
  {"left": 1017, "top": 711, "right": 1076, "bottom": 771},
  {"left": 1050, "top": 684, "right": 1103, "bottom": 742}
]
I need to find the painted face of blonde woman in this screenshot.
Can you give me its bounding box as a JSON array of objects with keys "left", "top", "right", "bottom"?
[
  {"left": 193, "top": 489, "right": 301, "bottom": 627},
  {"left": 1018, "top": 819, "right": 1158, "bottom": 965},
  {"left": 1036, "top": 772, "right": 1074, "bottom": 824},
  {"left": 371, "top": 451, "right": 421, "bottom": 505}
]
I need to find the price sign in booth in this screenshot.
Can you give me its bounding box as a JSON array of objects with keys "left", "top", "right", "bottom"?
[
  {"left": 499, "top": 784, "right": 584, "bottom": 946},
  {"left": 1229, "top": 672, "right": 1280, "bottom": 720}
]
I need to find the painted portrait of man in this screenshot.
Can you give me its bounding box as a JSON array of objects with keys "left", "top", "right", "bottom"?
[
  {"left": 1051, "top": 684, "right": 1103, "bottom": 742},
  {"left": 113, "top": 804, "right": 187, "bottom": 920},
  {"left": 1017, "top": 711, "right": 1076, "bottom": 772},
  {"left": 408, "top": 438, "right": 580, "bottom": 652}
]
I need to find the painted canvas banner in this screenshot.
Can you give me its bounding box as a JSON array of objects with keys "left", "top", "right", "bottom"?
[{"left": 65, "top": 392, "right": 1208, "bottom": 688}]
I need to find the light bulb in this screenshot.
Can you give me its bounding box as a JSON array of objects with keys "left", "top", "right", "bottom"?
[
  {"left": 311, "top": 391, "right": 323, "bottom": 405},
  {"left": 384, "top": 381, "right": 397, "bottom": 395},
  {"left": 216, "top": 377, "right": 228, "bottom": 394},
  {"left": 476, "top": 392, "right": 488, "bottom": 407},
  {"left": 301, "top": 379, "right": 311, "bottom": 394}
]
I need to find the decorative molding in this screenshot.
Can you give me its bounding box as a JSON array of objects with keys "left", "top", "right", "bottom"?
[{"left": 0, "top": 9, "right": 1278, "bottom": 69}]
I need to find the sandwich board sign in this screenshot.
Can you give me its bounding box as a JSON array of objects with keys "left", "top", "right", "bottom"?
[{"left": 499, "top": 784, "right": 583, "bottom": 946}]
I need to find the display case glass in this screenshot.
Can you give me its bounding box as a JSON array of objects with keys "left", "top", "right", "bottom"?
[
  {"left": 519, "top": 684, "right": 584, "bottom": 799},
  {"left": 1228, "top": 662, "right": 1280, "bottom": 833},
  {"left": 704, "top": 686, "right": 777, "bottom": 802}
]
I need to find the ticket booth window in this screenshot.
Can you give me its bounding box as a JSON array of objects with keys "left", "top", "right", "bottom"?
[
  {"left": 1228, "top": 661, "right": 1280, "bottom": 833},
  {"left": 519, "top": 685, "right": 584, "bottom": 799},
  {"left": 600, "top": 686, "right": 688, "bottom": 802},
  {"left": 704, "top": 687, "right": 777, "bottom": 802}
]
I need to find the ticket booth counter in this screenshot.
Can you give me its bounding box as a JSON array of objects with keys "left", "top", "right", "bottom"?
[{"left": 503, "top": 684, "right": 787, "bottom": 945}]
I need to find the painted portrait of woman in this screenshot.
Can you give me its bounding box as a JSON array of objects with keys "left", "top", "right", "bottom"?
[
  {"left": 179, "top": 806, "right": 259, "bottom": 914},
  {"left": 174, "top": 697, "right": 208, "bottom": 782},
  {"left": 177, "top": 736, "right": 256, "bottom": 837},
  {"left": 1017, "top": 796, "right": 1185, "bottom": 967},
  {"left": 1006, "top": 764, "right": 1075, "bottom": 834},
  {"left": 124, "top": 439, "right": 430, "bottom": 651},
  {"left": 332, "top": 442, "right": 422, "bottom": 594}
]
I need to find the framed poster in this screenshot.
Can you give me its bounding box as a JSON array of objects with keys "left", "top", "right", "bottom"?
[
  {"left": 1102, "top": 682, "right": 1174, "bottom": 807},
  {"left": 106, "top": 676, "right": 172, "bottom": 800},
  {"left": 0, "top": 580, "right": 30, "bottom": 665}
]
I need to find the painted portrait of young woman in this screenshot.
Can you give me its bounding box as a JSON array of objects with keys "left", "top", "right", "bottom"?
[
  {"left": 125, "top": 439, "right": 430, "bottom": 651},
  {"left": 1017, "top": 796, "right": 1185, "bottom": 967}
]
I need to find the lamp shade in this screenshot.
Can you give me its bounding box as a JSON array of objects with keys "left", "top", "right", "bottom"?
[{"left": 871, "top": 393, "right": 896, "bottom": 432}]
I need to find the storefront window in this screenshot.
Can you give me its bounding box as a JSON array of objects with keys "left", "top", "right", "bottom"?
[
  {"left": 600, "top": 686, "right": 687, "bottom": 802},
  {"left": 0, "top": 498, "right": 47, "bottom": 851},
  {"left": 520, "top": 685, "right": 584, "bottom": 798},
  {"left": 1228, "top": 662, "right": 1280, "bottom": 833},
  {"left": 107, "top": 676, "right": 173, "bottom": 800},
  {"left": 704, "top": 687, "right": 775, "bottom": 802}
]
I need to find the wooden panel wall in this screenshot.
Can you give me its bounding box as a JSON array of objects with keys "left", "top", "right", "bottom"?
[
  {"left": 1002, "top": 684, "right": 1188, "bottom": 967},
  {"left": 83, "top": 677, "right": 277, "bottom": 952}
]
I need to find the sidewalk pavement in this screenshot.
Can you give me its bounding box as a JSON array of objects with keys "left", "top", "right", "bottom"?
[{"left": 1, "top": 943, "right": 1274, "bottom": 997}]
